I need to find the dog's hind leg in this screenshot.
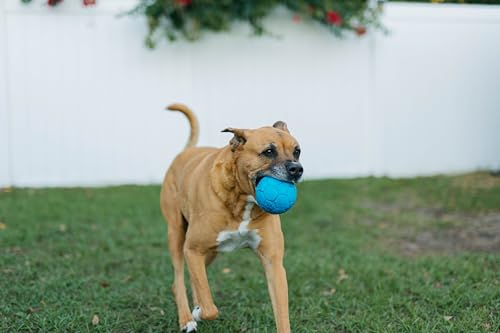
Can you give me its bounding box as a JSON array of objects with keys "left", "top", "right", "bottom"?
[
  {"left": 169, "top": 218, "right": 198, "bottom": 332},
  {"left": 161, "top": 183, "right": 196, "bottom": 332}
]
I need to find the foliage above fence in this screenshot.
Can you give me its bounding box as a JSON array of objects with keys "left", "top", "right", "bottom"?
[
  {"left": 132, "top": 0, "right": 383, "bottom": 47},
  {"left": 19, "top": 0, "right": 500, "bottom": 47},
  {"left": 21, "top": 0, "right": 96, "bottom": 6},
  {"left": 21, "top": 0, "right": 383, "bottom": 48}
]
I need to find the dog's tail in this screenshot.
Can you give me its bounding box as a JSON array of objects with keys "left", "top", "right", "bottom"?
[{"left": 167, "top": 103, "right": 199, "bottom": 149}]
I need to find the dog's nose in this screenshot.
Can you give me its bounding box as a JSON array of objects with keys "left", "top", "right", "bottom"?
[{"left": 286, "top": 161, "right": 303, "bottom": 180}]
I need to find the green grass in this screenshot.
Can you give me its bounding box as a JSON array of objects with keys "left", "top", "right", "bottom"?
[{"left": 1, "top": 172, "right": 499, "bottom": 333}]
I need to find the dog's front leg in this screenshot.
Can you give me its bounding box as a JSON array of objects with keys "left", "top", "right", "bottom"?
[
  {"left": 256, "top": 224, "right": 291, "bottom": 333},
  {"left": 184, "top": 247, "right": 219, "bottom": 322}
]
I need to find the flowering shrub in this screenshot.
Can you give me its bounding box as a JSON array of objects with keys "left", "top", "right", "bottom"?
[
  {"left": 21, "top": 0, "right": 384, "bottom": 48},
  {"left": 131, "top": 0, "right": 383, "bottom": 47},
  {"left": 22, "top": 0, "right": 96, "bottom": 6}
]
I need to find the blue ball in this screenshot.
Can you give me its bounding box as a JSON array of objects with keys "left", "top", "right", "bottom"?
[{"left": 255, "top": 176, "right": 297, "bottom": 214}]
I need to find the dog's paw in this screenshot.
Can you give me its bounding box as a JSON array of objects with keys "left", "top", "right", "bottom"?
[
  {"left": 192, "top": 306, "right": 201, "bottom": 322},
  {"left": 181, "top": 320, "right": 197, "bottom": 333}
]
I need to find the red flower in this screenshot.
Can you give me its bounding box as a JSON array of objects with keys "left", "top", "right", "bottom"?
[
  {"left": 176, "top": 0, "right": 192, "bottom": 6},
  {"left": 47, "top": 0, "right": 63, "bottom": 6},
  {"left": 83, "top": 0, "right": 96, "bottom": 6},
  {"left": 355, "top": 26, "right": 367, "bottom": 36},
  {"left": 292, "top": 15, "right": 301, "bottom": 24},
  {"left": 326, "top": 11, "right": 342, "bottom": 26}
]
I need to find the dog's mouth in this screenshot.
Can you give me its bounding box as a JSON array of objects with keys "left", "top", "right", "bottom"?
[
  {"left": 251, "top": 172, "right": 269, "bottom": 194},
  {"left": 253, "top": 169, "right": 299, "bottom": 188},
  {"left": 252, "top": 174, "right": 263, "bottom": 194}
]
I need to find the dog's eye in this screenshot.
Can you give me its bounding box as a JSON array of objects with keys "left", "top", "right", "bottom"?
[
  {"left": 261, "top": 147, "right": 276, "bottom": 158},
  {"left": 293, "top": 147, "right": 301, "bottom": 159}
]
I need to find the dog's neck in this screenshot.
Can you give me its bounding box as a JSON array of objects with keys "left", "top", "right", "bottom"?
[{"left": 210, "top": 147, "right": 262, "bottom": 220}]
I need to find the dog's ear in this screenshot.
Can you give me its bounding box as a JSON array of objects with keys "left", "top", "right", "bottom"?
[
  {"left": 222, "top": 128, "right": 247, "bottom": 152},
  {"left": 273, "top": 121, "right": 289, "bottom": 133}
]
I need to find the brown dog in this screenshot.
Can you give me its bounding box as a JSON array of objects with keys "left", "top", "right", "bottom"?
[{"left": 160, "top": 104, "right": 303, "bottom": 333}]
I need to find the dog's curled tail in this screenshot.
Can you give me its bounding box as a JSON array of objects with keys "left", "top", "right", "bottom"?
[{"left": 167, "top": 103, "right": 199, "bottom": 149}]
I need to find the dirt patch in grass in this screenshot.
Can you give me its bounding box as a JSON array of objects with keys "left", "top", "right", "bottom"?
[
  {"left": 389, "top": 213, "right": 500, "bottom": 256},
  {"left": 362, "top": 191, "right": 424, "bottom": 215},
  {"left": 452, "top": 171, "right": 500, "bottom": 190},
  {"left": 361, "top": 175, "right": 500, "bottom": 256}
]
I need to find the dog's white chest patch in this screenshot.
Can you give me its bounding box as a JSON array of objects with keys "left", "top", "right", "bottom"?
[{"left": 216, "top": 197, "right": 261, "bottom": 252}]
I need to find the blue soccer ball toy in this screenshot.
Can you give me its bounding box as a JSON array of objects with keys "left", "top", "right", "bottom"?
[{"left": 255, "top": 176, "right": 297, "bottom": 214}]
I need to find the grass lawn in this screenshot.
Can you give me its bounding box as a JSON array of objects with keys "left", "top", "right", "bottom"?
[{"left": 1, "top": 172, "right": 499, "bottom": 333}]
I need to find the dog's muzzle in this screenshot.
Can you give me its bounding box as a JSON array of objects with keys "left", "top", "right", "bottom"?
[
  {"left": 285, "top": 161, "right": 303, "bottom": 182},
  {"left": 254, "top": 161, "right": 304, "bottom": 186}
]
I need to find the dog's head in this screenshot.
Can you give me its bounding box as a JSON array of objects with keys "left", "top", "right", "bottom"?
[{"left": 222, "top": 121, "right": 303, "bottom": 195}]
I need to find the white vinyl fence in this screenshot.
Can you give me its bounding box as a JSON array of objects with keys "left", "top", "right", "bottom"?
[{"left": 1, "top": 1, "right": 499, "bottom": 187}]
